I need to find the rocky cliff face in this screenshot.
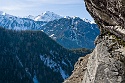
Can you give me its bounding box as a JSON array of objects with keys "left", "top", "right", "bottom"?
[
  {"left": 84, "top": 0, "right": 125, "bottom": 40},
  {"left": 64, "top": 0, "right": 125, "bottom": 83}
]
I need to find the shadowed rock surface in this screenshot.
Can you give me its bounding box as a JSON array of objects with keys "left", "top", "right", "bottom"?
[
  {"left": 84, "top": 0, "right": 125, "bottom": 40},
  {"left": 64, "top": 0, "right": 125, "bottom": 83}
]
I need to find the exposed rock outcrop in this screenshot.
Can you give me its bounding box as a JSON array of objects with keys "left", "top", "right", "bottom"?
[
  {"left": 64, "top": 54, "right": 90, "bottom": 83},
  {"left": 64, "top": 34, "right": 125, "bottom": 83},
  {"left": 84, "top": 0, "right": 125, "bottom": 40},
  {"left": 64, "top": 0, "right": 125, "bottom": 83}
]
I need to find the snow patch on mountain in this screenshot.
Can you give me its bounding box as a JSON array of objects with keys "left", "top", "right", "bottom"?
[
  {"left": 49, "top": 34, "right": 55, "bottom": 37},
  {"left": 25, "top": 68, "right": 32, "bottom": 77},
  {"left": 33, "top": 71, "right": 39, "bottom": 83},
  {"left": 33, "top": 75, "right": 39, "bottom": 83},
  {"left": 59, "top": 67, "right": 69, "bottom": 79},
  {"left": 25, "top": 15, "right": 35, "bottom": 20},
  {"left": 82, "top": 18, "right": 95, "bottom": 24},
  {"left": 62, "top": 60, "right": 68, "bottom": 66},
  {"left": 90, "top": 20, "right": 96, "bottom": 24},
  {"left": 64, "top": 16, "right": 95, "bottom": 24},
  {"left": 40, "top": 55, "right": 69, "bottom": 79},
  {"left": 16, "top": 55, "right": 23, "bottom": 67},
  {"left": 40, "top": 55, "right": 57, "bottom": 71}
]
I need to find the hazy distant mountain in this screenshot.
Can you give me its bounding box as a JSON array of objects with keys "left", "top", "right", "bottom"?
[
  {"left": 0, "top": 27, "right": 90, "bottom": 83},
  {"left": 0, "top": 11, "right": 100, "bottom": 49},
  {"left": 42, "top": 17, "right": 100, "bottom": 49}
]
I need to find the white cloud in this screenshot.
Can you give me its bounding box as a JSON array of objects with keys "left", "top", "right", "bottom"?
[
  {"left": 0, "top": 0, "right": 93, "bottom": 21},
  {"left": 0, "top": 0, "right": 83, "bottom": 10},
  {"left": 0, "top": 6, "right": 21, "bottom": 11},
  {"left": 0, "top": 0, "right": 37, "bottom": 11},
  {"left": 0, "top": 0, "right": 84, "bottom": 12},
  {"left": 25, "top": 0, "right": 83, "bottom": 4}
]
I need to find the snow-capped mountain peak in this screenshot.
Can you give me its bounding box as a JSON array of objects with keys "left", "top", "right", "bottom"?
[
  {"left": 0, "top": 11, "right": 6, "bottom": 15},
  {"left": 82, "top": 18, "right": 91, "bottom": 22},
  {"left": 24, "top": 15, "right": 35, "bottom": 20},
  {"left": 34, "top": 11, "right": 62, "bottom": 22},
  {"left": 82, "top": 18, "right": 95, "bottom": 24},
  {"left": 42, "top": 11, "right": 54, "bottom": 15},
  {"left": 0, "top": 10, "right": 99, "bottom": 49}
]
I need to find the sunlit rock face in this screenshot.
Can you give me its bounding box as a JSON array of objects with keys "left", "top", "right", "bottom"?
[{"left": 64, "top": 0, "right": 125, "bottom": 83}]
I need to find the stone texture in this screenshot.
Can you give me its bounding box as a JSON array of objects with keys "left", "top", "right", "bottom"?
[
  {"left": 64, "top": 34, "right": 125, "bottom": 83},
  {"left": 84, "top": 0, "right": 125, "bottom": 41},
  {"left": 64, "top": 55, "right": 90, "bottom": 83},
  {"left": 82, "top": 34, "right": 125, "bottom": 83},
  {"left": 64, "top": 0, "right": 125, "bottom": 83}
]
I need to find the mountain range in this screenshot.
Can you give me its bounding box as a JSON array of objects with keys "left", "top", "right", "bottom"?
[
  {"left": 0, "top": 11, "right": 100, "bottom": 49},
  {"left": 0, "top": 27, "right": 90, "bottom": 83},
  {"left": 0, "top": 11, "right": 100, "bottom": 83}
]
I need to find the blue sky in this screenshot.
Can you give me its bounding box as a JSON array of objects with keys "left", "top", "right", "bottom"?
[{"left": 0, "top": 0, "right": 93, "bottom": 21}]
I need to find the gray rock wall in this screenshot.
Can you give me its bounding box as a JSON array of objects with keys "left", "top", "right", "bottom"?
[
  {"left": 82, "top": 34, "right": 125, "bottom": 83},
  {"left": 84, "top": 0, "right": 125, "bottom": 40},
  {"left": 64, "top": 0, "right": 125, "bottom": 83},
  {"left": 64, "top": 34, "right": 125, "bottom": 83}
]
